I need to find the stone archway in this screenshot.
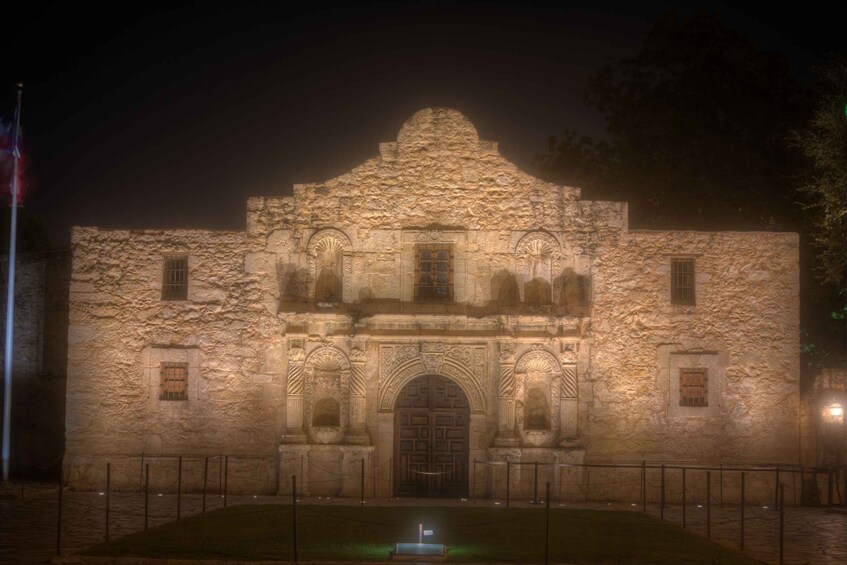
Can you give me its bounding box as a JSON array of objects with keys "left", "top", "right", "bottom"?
[{"left": 393, "top": 374, "right": 470, "bottom": 498}]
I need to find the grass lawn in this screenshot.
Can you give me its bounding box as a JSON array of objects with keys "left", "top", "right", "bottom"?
[{"left": 83, "top": 504, "right": 764, "bottom": 564}]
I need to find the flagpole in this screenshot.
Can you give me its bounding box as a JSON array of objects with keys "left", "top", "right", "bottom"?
[{"left": 2, "top": 82, "right": 22, "bottom": 482}]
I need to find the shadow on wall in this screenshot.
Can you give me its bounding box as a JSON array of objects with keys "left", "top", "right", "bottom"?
[
  {"left": 276, "top": 260, "right": 309, "bottom": 312},
  {"left": 554, "top": 268, "right": 591, "bottom": 317},
  {"left": 276, "top": 261, "right": 591, "bottom": 317}
]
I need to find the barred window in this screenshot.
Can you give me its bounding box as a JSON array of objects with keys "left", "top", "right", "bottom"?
[
  {"left": 162, "top": 255, "right": 188, "bottom": 301},
  {"left": 671, "top": 258, "right": 695, "bottom": 305},
  {"left": 415, "top": 244, "right": 453, "bottom": 302},
  {"left": 160, "top": 362, "right": 188, "bottom": 401},
  {"left": 679, "top": 368, "right": 708, "bottom": 407}
]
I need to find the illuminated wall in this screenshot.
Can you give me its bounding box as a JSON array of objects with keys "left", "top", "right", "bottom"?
[{"left": 64, "top": 109, "right": 800, "bottom": 497}]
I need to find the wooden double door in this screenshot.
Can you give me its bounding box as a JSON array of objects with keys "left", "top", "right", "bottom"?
[{"left": 394, "top": 375, "right": 470, "bottom": 498}]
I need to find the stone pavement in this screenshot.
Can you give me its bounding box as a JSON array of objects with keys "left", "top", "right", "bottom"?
[{"left": 2, "top": 482, "right": 846, "bottom": 564}]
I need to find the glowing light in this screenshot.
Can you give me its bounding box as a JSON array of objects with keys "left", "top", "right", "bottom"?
[{"left": 830, "top": 405, "right": 843, "bottom": 418}]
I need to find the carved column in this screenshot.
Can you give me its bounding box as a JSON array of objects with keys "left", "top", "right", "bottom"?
[
  {"left": 347, "top": 348, "right": 369, "bottom": 444},
  {"left": 494, "top": 348, "right": 519, "bottom": 446},
  {"left": 283, "top": 343, "right": 307, "bottom": 443},
  {"left": 559, "top": 346, "right": 579, "bottom": 441}
]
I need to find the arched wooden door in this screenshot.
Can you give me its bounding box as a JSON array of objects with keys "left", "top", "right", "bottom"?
[{"left": 394, "top": 375, "right": 470, "bottom": 498}]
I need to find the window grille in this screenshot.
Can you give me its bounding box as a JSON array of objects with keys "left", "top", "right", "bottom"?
[
  {"left": 671, "top": 257, "right": 695, "bottom": 305},
  {"left": 679, "top": 368, "right": 708, "bottom": 407},
  {"left": 162, "top": 255, "right": 188, "bottom": 301},
  {"left": 415, "top": 244, "right": 454, "bottom": 302},
  {"left": 160, "top": 362, "right": 188, "bottom": 401}
]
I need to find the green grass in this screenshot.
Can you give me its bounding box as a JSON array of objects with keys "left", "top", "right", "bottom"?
[{"left": 83, "top": 505, "right": 764, "bottom": 564}]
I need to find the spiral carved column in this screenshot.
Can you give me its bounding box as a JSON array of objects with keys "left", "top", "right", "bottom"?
[
  {"left": 283, "top": 346, "right": 307, "bottom": 443},
  {"left": 347, "top": 349, "right": 369, "bottom": 444},
  {"left": 494, "top": 349, "right": 518, "bottom": 446}
]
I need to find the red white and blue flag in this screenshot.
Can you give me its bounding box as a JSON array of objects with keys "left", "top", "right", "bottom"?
[{"left": 0, "top": 117, "right": 26, "bottom": 205}]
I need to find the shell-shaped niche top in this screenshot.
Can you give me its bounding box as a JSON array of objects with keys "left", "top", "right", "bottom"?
[{"left": 396, "top": 108, "right": 480, "bottom": 153}]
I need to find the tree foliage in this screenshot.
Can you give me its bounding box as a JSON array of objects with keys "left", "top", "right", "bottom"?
[
  {"left": 539, "top": 13, "right": 809, "bottom": 231},
  {"left": 790, "top": 54, "right": 846, "bottom": 287}
]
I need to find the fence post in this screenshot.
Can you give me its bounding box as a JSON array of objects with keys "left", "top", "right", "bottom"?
[
  {"left": 533, "top": 461, "right": 539, "bottom": 504},
  {"left": 105, "top": 462, "right": 111, "bottom": 542},
  {"left": 292, "top": 475, "right": 299, "bottom": 563},
  {"left": 140, "top": 452, "right": 144, "bottom": 489},
  {"left": 144, "top": 463, "right": 150, "bottom": 530},
  {"left": 706, "top": 470, "right": 711, "bottom": 539},
  {"left": 203, "top": 456, "right": 209, "bottom": 513},
  {"left": 544, "top": 482, "right": 550, "bottom": 565},
  {"left": 472, "top": 460, "right": 477, "bottom": 503},
  {"left": 177, "top": 456, "right": 182, "bottom": 519},
  {"left": 558, "top": 464, "right": 563, "bottom": 504},
  {"left": 779, "top": 483, "right": 785, "bottom": 565},
  {"left": 774, "top": 468, "right": 780, "bottom": 509},
  {"left": 56, "top": 462, "right": 63, "bottom": 556},
  {"left": 827, "top": 468, "right": 834, "bottom": 507},
  {"left": 224, "top": 455, "right": 228, "bottom": 508},
  {"left": 360, "top": 458, "right": 365, "bottom": 506},
  {"left": 740, "top": 471, "right": 745, "bottom": 550},
  {"left": 682, "top": 467, "right": 686, "bottom": 529},
  {"left": 641, "top": 460, "right": 646, "bottom": 512},
  {"left": 799, "top": 464, "right": 805, "bottom": 506},
  {"left": 506, "top": 461, "right": 511, "bottom": 509},
  {"left": 219, "top": 453, "right": 223, "bottom": 496},
  {"left": 388, "top": 456, "right": 393, "bottom": 499}
]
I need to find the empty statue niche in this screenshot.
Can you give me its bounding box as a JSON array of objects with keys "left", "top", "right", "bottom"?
[
  {"left": 312, "top": 397, "right": 341, "bottom": 427},
  {"left": 315, "top": 243, "right": 343, "bottom": 303},
  {"left": 516, "top": 231, "right": 559, "bottom": 306},
  {"left": 524, "top": 386, "right": 551, "bottom": 430}
]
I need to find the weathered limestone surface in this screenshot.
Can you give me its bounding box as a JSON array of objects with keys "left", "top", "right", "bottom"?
[
  {"left": 65, "top": 228, "right": 285, "bottom": 488},
  {"left": 590, "top": 230, "right": 800, "bottom": 464},
  {"left": 65, "top": 108, "right": 800, "bottom": 497}
]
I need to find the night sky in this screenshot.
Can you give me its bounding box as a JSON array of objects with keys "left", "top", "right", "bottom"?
[{"left": 1, "top": 2, "right": 841, "bottom": 246}]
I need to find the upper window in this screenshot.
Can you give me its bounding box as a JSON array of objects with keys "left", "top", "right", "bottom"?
[
  {"left": 679, "top": 368, "right": 708, "bottom": 407},
  {"left": 162, "top": 255, "right": 188, "bottom": 301},
  {"left": 671, "top": 258, "right": 695, "bottom": 305},
  {"left": 415, "top": 244, "right": 454, "bottom": 302},
  {"left": 160, "top": 362, "right": 188, "bottom": 401}
]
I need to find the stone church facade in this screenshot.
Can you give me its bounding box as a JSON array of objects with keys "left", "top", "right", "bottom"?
[{"left": 64, "top": 108, "right": 800, "bottom": 498}]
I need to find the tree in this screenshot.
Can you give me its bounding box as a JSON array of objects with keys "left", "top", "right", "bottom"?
[
  {"left": 791, "top": 54, "right": 846, "bottom": 287},
  {"left": 539, "top": 13, "right": 809, "bottom": 231}
]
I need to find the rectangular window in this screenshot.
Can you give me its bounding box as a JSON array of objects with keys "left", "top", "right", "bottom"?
[
  {"left": 671, "top": 258, "right": 695, "bottom": 305},
  {"left": 679, "top": 368, "right": 708, "bottom": 407},
  {"left": 162, "top": 255, "right": 188, "bottom": 301},
  {"left": 415, "top": 244, "right": 454, "bottom": 302},
  {"left": 160, "top": 362, "right": 188, "bottom": 400}
]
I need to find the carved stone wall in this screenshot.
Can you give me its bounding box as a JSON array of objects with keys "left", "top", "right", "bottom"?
[
  {"left": 378, "top": 342, "right": 487, "bottom": 413},
  {"left": 64, "top": 107, "right": 801, "bottom": 495}
]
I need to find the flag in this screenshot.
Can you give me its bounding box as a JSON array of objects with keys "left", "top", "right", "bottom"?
[{"left": 0, "top": 117, "right": 27, "bottom": 206}]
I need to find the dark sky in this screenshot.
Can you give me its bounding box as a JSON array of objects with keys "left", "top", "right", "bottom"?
[{"left": 1, "top": 2, "right": 841, "bottom": 246}]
